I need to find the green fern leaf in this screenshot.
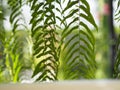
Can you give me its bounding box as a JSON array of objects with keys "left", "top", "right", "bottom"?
[
  {"left": 30, "top": 0, "right": 59, "bottom": 82},
  {"left": 57, "top": 0, "right": 97, "bottom": 80}
]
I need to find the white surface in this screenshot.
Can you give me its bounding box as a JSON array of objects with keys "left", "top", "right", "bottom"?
[{"left": 0, "top": 80, "right": 120, "bottom": 90}]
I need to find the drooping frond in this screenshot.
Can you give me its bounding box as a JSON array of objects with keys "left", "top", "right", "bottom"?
[
  {"left": 57, "top": 0, "right": 97, "bottom": 80},
  {"left": 30, "top": 0, "right": 59, "bottom": 81},
  {"left": 4, "top": 0, "right": 27, "bottom": 82},
  {"left": 4, "top": 30, "right": 28, "bottom": 82},
  {"left": 8, "top": 0, "right": 26, "bottom": 33}
]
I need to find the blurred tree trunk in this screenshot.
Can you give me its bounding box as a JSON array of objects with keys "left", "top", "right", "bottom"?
[
  {"left": 109, "top": 0, "right": 117, "bottom": 78},
  {"left": 103, "top": 0, "right": 116, "bottom": 78}
]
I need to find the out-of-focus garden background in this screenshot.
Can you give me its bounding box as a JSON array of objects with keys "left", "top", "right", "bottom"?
[{"left": 0, "top": 0, "right": 120, "bottom": 83}]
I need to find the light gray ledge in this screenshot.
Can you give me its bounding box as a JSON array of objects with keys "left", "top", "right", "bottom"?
[{"left": 0, "top": 80, "right": 120, "bottom": 90}]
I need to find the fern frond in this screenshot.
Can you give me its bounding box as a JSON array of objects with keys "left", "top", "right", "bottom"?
[
  {"left": 30, "top": 0, "right": 59, "bottom": 82},
  {"left": 8, "top": 0, "right": 27, "bottom": 34},
  {"left": 57, "top": 0, "right": 97, "bottom": 80},
  {"left": 3, "top": 0, "right": 28, "bottom": 82},
  {"left": 4, "top": 30, "right": 27, "bottom": 82}
]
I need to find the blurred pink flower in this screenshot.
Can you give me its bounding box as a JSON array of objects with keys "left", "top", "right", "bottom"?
[{"left": 103, "top": 3, "right": 110, "bottom": 15}]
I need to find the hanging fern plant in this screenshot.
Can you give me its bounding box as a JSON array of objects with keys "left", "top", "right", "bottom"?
[
  {"left": 29, "top": 0, "right": 98, "bottom": 82},
  {"left": 56, "top": 0, "right": 98, "bottom": 80},
  {"left": 2, "top": 0, "right": 28, "bottom": 82},
  {"left": 0, "top": 0, "right": 98, "bottom": 82},
  {"left": 29, "top": 0, "right": 59, "bottom": 81}
]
